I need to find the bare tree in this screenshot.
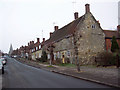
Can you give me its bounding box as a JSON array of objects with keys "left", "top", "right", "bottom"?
[
  {"left": 47, "top": 42, "right": 55, "bottom": 65},
  {"left": 73, "top": 32, "right": 80, "bottom": 72}
]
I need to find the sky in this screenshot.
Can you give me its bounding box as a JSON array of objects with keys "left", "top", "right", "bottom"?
[
  {"left": 0, "top": 0, "right": 119, "bottom": 53},
  {"left": 118, "top": 1, "right": 120, "bottom": 25}
]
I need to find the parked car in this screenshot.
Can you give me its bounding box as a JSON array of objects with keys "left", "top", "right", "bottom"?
[
  {"left": 0, "top": 61, "right": 4, "bottom": 74},
  {"left": 0, "top": 58, "right": 7, "bottom": 65}
]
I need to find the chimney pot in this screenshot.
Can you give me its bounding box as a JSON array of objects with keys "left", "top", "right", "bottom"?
[
  {"left": 85, "top": 4, "right": 90, "bottom": 13},
  {"left": 54, "top": 26, "right": 59, "bottom": 31},
  {"left": 74, "top": 12, "right": 78, "bottom": 19}
]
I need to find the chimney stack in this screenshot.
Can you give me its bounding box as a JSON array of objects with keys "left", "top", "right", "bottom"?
[
  {"left": 32, "top": 41, "right": 34, "bottom": 44},
  {"left": 74, "top": 12, "right": 78, "bottom": 19},
  {"left": 43, "top": 38, "right": 45, "bottom": 42},
  {"left": 37, "top": 38, "right": 40, "bottom": 43},
  {"left": 54, "top": 26, "right": 59, "bottom": 31},
  {"left": 30, "top": 41, "right": 32, "bottom": 45},
  {"left": 85, "top": 4, "right": 90, "bottom": 13},
  {"left": 50, "top": 32, "right": 53, "bottom": 38}
]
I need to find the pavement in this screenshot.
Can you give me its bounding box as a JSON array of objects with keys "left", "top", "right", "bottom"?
[{"left": 16, "top": 57, "right": 120, "bottom": 88}]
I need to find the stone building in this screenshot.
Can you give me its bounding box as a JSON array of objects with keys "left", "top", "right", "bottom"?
[
  {"left": 31, "top": 38, "right": 45, "bottom": 60},
  {"left": 43, "top": 4, "right": 105, "bottom": 65},
  {"left": 31, "top": 38, "right": 40, "bottom": 60}
]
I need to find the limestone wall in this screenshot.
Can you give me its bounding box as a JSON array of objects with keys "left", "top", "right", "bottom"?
[
  {"left": 75, "top": 13, "right": 105, "bottom": 65},
  {"left": 45, "top": 13, "right": 105, "bottom": 65},
  {"left": 53, "top": 37, "right": 74, "bottom": 63}
]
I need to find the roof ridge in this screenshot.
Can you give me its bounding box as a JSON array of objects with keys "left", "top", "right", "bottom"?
[{"left": 56, "top": 14, "right": 84, "bottom": 31}]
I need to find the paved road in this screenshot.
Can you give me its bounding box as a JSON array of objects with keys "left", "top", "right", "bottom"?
[{"left": 2, "top": 57, "right": 112, "bottom": 88}]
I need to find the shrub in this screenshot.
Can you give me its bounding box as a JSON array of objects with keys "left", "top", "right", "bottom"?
[
  {"left": 36, "top": 58, "right": 41, "bottom": 61},
  {"left": 96, "top": 52, "right": 116, "bottom": 66},
  {"left": 111, "top": 36, "right": 119, "bottom": 52}
]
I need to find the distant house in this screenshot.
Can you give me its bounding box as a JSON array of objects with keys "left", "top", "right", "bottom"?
[
  {"left": 43, "top": 4, "right": 105, "bottom": 65},
  {"left": 31, "top": 38, "right": 45, "bottom": 60},
  {"left": 31, "top": 38, "right": 40, "bottom": 60},
  {"left": 103, "top": 26, "right": 120, "bottom": 52}
]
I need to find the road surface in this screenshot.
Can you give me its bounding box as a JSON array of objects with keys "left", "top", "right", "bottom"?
[{"left": 2, "top": 57, "right": 112, "bottom": 88}]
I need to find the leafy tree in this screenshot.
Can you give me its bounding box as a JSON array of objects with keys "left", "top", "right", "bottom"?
[{"left": 111, "top": 36, "right": 119, "bottom": 52}]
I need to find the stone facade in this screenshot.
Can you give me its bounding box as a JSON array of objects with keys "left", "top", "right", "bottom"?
[
  {"left": 43, "top": 4, "right": 105, "bottom": 65},
  {"left": 53, "top": 36, "right": 74, "bottom": 63},
  {"left": 74, "top": 13, "right": 105, "bottom": 65},
  {"left": 32, "top": 49, "right": 42, "bottom": 60}
]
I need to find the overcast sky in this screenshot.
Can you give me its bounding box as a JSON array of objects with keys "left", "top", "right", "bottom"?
[{"left": 0, "top": 0, "right": 119, "bottom": 53}]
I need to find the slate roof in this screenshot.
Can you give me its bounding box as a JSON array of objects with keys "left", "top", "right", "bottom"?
[{"left": 44, "top": 15, "right": 85, "bottom": 46}]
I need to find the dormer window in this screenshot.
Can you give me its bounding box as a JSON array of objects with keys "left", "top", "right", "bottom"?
[{"left": 91, "top": 24, "right": 96, "bottom": 29}]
